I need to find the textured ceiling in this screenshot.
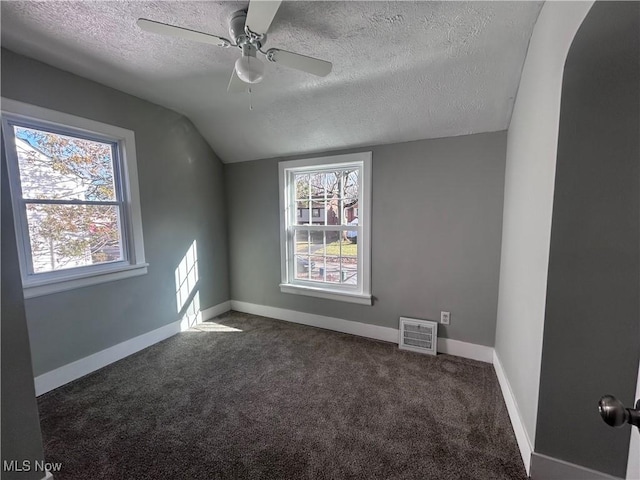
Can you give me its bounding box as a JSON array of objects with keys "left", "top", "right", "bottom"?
[{"left": 1, "top": 1, "right": 542, "bottom": 163}]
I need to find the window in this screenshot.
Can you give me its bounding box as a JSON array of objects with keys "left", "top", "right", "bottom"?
[
  {"left": 2, "top": 98, "right": 147, "bottom": 298},
  {"left": 279, "top": 152, "right": 371, "bottom": 305}
]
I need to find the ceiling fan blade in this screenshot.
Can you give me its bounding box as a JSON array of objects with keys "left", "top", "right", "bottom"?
[
  {"left": 266, "top": 49, "right": 332, "bottom": 77},
  {"left": 245, "top": 0, "right": 282, "bottom": 35},
  {"left": 137, "top": 19, "right": 231, "bottom": 47},
  {"left": 228, "top": 68, "right": 249, "bottom": 93}
]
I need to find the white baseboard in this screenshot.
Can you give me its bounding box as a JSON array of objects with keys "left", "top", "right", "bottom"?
[
  {"left": 493, "top": 350, "right": 533, "bottom": 474},
  {"left": 201, "top": 301, "right": 231, "bottom": 322},
  {"left": 34, "top": 300, "right": 231, "bottom": 396},
  {"left": 230, "top": 300, "right": 398, "bottom": 341},
  {"left": 229, "top": 300, "right": 494, "bottom": 363},
  {"left": 530, "top": 452, "right": 622, "bottom": 480},
  {"left": 34, "top": 321, "right": 180, "bottom": 396},
  {"left": 438, "top": 337, "right": 494, "bottom": 363}
]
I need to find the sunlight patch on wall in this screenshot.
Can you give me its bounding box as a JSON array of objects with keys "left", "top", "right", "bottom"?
[
  {"left": 175, "top": 240, "right": 201, "bottom": 331},
  {"left": 180, "top": 291, "right": 201, "bottom": 331}
]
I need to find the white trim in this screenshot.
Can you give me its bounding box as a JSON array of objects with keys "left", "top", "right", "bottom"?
[
  {"left": 34, "top": 322, "right": 180, "bottom": 396},
  {"left": 229, "top": 300, "right": 494, "bottom": 363},
  {"left": 279, "top": 283, "right": 372, "bottom": 305},
  {"left": 278, "top": 163, "right": 288, "bottom": 286},
  {"left": 278, "top": 152, "right": 372, "bottom": 303},
  {"left": 361, "top": 153, "right": 372, "bottom": 297},
  {"left": 279, "top": 152, "right": 372, "bottom": 171},
  {"left": 34, "top": 300, "right": 230, "bottom": 395},
  {"left": 1, "top": 97, "right": 147, "bottom": 295},
  {"left": 23, "top": 263, "right": 148, "bottom": 298},
  {"left": 493, "top": 350, "right": 533, "bottom": 474},
  {"left": 530, "top": 452, "right": 622, "bottom": 480},
  {"left": 201, "top": 300, "right": 231, "bottom": 322},
  {"left": 2, "top": 98, "right": 136, "bottom": 140},
  {"left": 438, "top": 337, "right": 493, "bottom": 363},
  {"left": 231, "top": 300, "right": 397, "bottom": 342}
]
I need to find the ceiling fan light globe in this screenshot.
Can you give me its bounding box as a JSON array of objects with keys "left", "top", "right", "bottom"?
[{"left": 235, "top": 56, "right": 264, "bottom": 84}]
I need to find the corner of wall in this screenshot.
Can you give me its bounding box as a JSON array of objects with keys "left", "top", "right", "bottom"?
[
  {"left": 493, "top": 350, "right": 533, "bottom": 473},
  {"left": 493, "top": 0, "right": 594, "bottom": 461}
]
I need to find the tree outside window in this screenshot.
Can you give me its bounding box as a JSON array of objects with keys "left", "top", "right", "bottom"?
[{"left": 13, "top": 125, "right": 124, "bottom": 273}]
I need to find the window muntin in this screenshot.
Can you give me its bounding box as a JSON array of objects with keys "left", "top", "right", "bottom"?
[
  {"left": 2, "top": 98, "right": 147, "bottom": 297},
  {"left": 279, "top": 153, "right": 371, "bottom": 304}
]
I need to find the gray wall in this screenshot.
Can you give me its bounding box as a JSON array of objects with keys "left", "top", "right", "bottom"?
[
  {"left": 226, "top": 132, "right": 506, "bottom": 347},
  {"left": 493, "top": 1, "right": 593, "bottom": 447},
  {"left": 1, "top": 49, "right": 230, "bottom": 376},
  {"left": 1, "top": 138, "right": 45, "bottom": 478},
  {"left": 535, "top": 2, "right": 639, "bottom": 477}
]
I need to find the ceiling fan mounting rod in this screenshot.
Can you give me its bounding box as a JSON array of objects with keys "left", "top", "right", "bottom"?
[
  {"left": 236, "top": 35, "right": 263, "bottom": 53},
  {"left": 229, "top": 10, "right": 265, "bottom": 52},
  {"left": 239, "top": 42, "right": 258, "bottom": 59}
]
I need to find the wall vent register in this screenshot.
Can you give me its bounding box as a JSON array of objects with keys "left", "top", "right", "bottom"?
[{"left": 399, "top": 317, "right": 438, "bottom": 355}]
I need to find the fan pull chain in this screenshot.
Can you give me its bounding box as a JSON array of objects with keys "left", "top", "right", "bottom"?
[{"left": 249, "top": 87, "right": 253, "bottom": 111}]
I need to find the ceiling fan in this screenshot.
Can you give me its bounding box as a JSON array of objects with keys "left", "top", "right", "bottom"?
[{"left": 137, "top": 0, "right": 332, "bottom": 93}]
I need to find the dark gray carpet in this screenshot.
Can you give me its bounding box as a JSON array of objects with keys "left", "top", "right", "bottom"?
[{"left": 38, "top": 311, "right": 526, "bottom": 480}]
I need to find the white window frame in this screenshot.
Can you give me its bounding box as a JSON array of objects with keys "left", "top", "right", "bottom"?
[
  {"left": 1, "top": 98, "right": 147, "bottom": 298},
  {"left": 278, "top": 152, "right": 372, "bottom": 305}
]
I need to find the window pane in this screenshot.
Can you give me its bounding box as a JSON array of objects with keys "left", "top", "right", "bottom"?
[
  {"left": 342, "top": 170, "right": 359, "bottom": 225},
  {"left": 14, "top": 125, "right": 117, "bottom": 201},
  {"left": 295, "top": 200, "right": 309, "bottom": 225},
  {"left": 343, "top": 170, "right": 359, "bottom": 199},
  {"left": 294, "top": 255, "right": 312, "bottom": 280},
  {"left": 325, "top": 172, "right": 339, "bottom": 198},
  {"left": 341, "top": 235, "right": 358, "bottom": 285},
  {"left": 26, "top": 203, "right": 123, "bottom": 273},
  {"left": 324, "top": 255, "right": 341, "bottom": 283},
  {"left": 310, "top": 255, "right": 324, "bottom": 281},
  {"left": 294, "top": 230, "right": 309, "bottom": 254},
  {"left": 301, "top": 230, "right": 324, "bottom": 281},
  {"left": 294, "top": 174, "right": 309, "bottom": 201},
  {"left": 316, "top": 200, "right": 338, "bottom": 226},
  {"left": 310, "top": 230, "right": 324, "bottom": 254},
  {"left": 343, "top": 201, "right": 359, "bottom": 226},
  {"left": 310, "top": 172, "right": 325, "bottom": 198}
]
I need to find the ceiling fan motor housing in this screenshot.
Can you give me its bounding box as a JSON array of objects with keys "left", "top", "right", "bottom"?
[{"left": 228, "top": 11, "right": 246, "bottom": 42}]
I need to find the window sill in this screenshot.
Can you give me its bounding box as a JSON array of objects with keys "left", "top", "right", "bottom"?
[
  {"left": 23, "top": 263, "right": 149, "bottom": 299},
  {"left": 279, "top": 283, "right": 372, "bottom": 305}
]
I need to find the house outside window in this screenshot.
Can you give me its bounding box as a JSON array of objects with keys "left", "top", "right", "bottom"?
[
  {"left": 2, "top": 98, "right": 147, "bottom": 298},
  {"left": 278, "top": 152, "right": 371, "bottom": 305}
]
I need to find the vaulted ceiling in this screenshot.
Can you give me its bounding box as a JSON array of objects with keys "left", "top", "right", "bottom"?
[{"left": 1, "top": 1, "right": 542, "bottom": 163}]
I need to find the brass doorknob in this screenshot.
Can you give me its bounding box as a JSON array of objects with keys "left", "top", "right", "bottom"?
[{"left": 599, "top": 395, "right": 640, "bottom": 428}]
